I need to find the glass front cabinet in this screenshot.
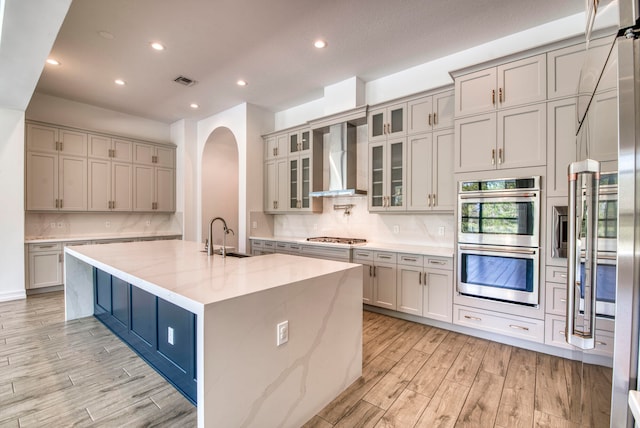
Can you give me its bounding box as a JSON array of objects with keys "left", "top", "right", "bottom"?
[
  {"left": 289, "top": 155, "right": 313, "bottom": 210},
  {"left": 369, "top": 138, "right": 407, "bottom": 212}
]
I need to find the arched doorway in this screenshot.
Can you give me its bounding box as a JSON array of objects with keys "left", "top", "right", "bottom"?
[{"left": 201, "top": 127, "right": 239, "bottom": 250}]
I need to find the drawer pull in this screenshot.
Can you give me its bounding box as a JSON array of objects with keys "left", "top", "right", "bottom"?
[
  {"left": 560, "top": 274, "right": 567, "bottom": 278},
  {"left": 403, "top": 257, "right": 417, "bottom": 262},
  {"left": 560, "top": 298, "right": 567, "bottom": 303},
  {"left": 596, "top": 341, "right": 607, "bottom": 346},
  {"left": 378, "top": 255, "right": 391, "bottom": 260},
  {"left": 37, "top": 245, "right": 56, "bottom": 249},
  {"left": 509, "top": 324, "right": 530, "bottom": 331},
  {"left": 429, "top": 260, "right": 446, "bottom": 265},
  {"left": 356, "top": 252, "right": 369, "bottom": 257},
  {"left": 464, "top": 315, "right": 482, "bottom": 321}
]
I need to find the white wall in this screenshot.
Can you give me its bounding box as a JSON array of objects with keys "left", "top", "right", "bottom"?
[
  {"left": 0, "top": 109, "right": 26, "bottom": 301},
  {"left": 27, "top": 93, "right": 171, "bottom": 143},
  {"left": 171, "top": 119, "right": 198, "bottom": 241}
]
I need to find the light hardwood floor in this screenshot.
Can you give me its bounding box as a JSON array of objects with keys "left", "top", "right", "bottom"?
[{"left": 0, "top": 292, "right": 611, "bottom": 427}]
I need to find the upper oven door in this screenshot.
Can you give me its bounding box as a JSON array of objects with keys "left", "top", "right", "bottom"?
[{"left": 458, "top": 190, "right": 540, "bottom": 247}]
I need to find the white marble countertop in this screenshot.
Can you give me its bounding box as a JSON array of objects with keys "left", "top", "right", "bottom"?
[
  {"left": 250, "top": 236, "right": 454, "bottom": 258},
  {"left": 65, "top": 240, "right": 360, "bottom": 314},
  {"left": 25, "top": 231, "right": 182, "bottom": 244}
]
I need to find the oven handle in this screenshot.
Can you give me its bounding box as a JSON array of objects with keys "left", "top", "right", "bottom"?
[
  {"left": 458, "top": 191, "right": 538, "bottom": 199},
  {"left": 458, "top": 245, "right": 536, "bottom": 255}
]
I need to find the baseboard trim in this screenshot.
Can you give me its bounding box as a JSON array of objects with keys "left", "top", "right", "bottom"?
[{"left": 0, "top": 289, "right": 27, "bottom": 302}]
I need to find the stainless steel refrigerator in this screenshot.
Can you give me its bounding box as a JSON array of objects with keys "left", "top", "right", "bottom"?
[{"left": 566, "top": 0, "right": 640, "bottom": 426}]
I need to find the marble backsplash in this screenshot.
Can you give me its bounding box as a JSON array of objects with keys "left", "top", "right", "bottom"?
[
  {"left": 25, "top": 212, "right": 183, "bottom": 240},
  {"left": 267, "top": 197, "right": 455, "bottom": 248}
]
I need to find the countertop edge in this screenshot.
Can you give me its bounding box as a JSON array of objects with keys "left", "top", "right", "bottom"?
[{"left": 26, "top": 232, "right": 182, "bottom": 244}]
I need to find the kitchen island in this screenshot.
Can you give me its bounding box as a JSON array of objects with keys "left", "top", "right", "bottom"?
[{"left": 64, "top": 240, "right": 363, "bottom": 428}]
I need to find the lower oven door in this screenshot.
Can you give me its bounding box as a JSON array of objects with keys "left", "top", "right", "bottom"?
[
  {"left": 579, "top": 252, "right": 617, "bottom": 318},
  {"left": 457, "top": 244, "right": 539, "bottom": 306}
]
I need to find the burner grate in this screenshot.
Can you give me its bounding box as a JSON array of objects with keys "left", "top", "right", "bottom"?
[{"left": 306, "top": 237, "right": 367, "bottom": 245}]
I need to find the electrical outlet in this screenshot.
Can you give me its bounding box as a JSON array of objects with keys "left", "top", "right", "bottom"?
[
  {"left": 167, "top": 326, "right": 174, "bottom": 345},
  {"left": 438, "top": 226, "right": 445, "bottom": 236},
  {"left": 276, "top": 321, "right": 289, "bottom": 346},
  {"left": 57, "top": 222, "right": 64, "bottom": 229},
  {"left": 105, "top": 221, "right": 111, "bottom": 228},
  {"left": 252, "top": 221, "right": 258, "bottom": 229},
  {"left": 146, "top": 220, "right": 151, "bottom": 226},
  {"left": 393, "top": 225, "right": 400, "bottom": 234}
]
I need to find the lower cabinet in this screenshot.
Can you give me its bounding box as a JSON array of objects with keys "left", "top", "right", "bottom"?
[
  {"left": 396, "top": 254, "right": 453, "bottom": 323},
  {"left": 453, "top": 304, "right": 545, "bottom": 343},
  {"left": 27, "top": 243, "right": 63, "bottom": 289},
  {"left": 354, "top": 250, "right": 397, "bottom": 310},
  {"left": 93, "top": 268, "right": 197, "bottom": 403}
]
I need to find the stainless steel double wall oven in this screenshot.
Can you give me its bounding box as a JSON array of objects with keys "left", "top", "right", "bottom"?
[{"left": 457, "top": 176, "right": 541, "bottom": 306}]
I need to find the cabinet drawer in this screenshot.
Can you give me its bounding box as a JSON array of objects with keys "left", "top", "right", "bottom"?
[
  {"left": 353, "top": 249, "right": 373, "bottom": 262},
  {"left": 545, "top": 315, "right": 614, "bottom": 357},
  {"left": 263, "top": 240, "right": 276, "bottom": 249},
  {"left": 454, "top": 305, "right": 544, "bottom": 343},
  {"left": 545, "top": 282, "right": 567, "bottom": 316},
  {"left": 251, "top": 240, "right": 264, "bottom": 248},
  {"left": 546, "top": 265, "right": 568, "bottom": 284},
  {"left": 397, "top": 253, "right": 423, "bottom": 267},
  {"left": 29, "top": 242, "right": 62, "bottom": 252},
  {"left": 374, "top": 251, "right": 397, "bottom": 264},
  {"left": 425, "top": 257, "right": 452, "bottom": 270}
]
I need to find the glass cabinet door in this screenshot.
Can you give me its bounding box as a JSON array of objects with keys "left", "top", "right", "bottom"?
[
  {"left": 301, "top": 156, "right": 310, "bottom": 209},
  {"left": 370, "top": 144, "right": 384, "bottom": 207},
  {"left": 390, "top": 107, "right": 404, "bottom": 134},
  {"left": 301, "top": 131, "right": 310, "bottom": 152},
  {"left": 290, "top": 130, "right": 310, "bottom": 153},
  {"left": 370, "top": 111, "right": 385, "bottom": 139},
  {"left": 289, "top": 158, "right": 298, "bottom": 209},
  {"left": 389, "top": 141, "right": 404, "bottom": 207},
  {"left": 290, "top": 134, "right": 299, "bottom": 153}
]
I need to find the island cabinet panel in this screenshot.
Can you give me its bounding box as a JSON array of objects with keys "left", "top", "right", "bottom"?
[
  {"left": 92, "top": 268, "right": 197, "bottom": 404},
  {"left": 111, "top": 277, "right": 129, "bottom": 327},
  {"left": 130, "top": 286, "right": 157, "bottom": 348}
]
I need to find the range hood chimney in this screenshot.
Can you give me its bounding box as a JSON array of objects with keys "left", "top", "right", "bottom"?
[{"left": 309, "top": 123, "right": 366, "bottom": 197}]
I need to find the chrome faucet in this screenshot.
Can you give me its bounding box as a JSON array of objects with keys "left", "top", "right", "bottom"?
[{"left": 207, "top": 217, "right": 234, "bottom": 257}]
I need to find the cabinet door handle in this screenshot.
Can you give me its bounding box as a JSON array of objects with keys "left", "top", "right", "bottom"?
[
  {"left": 59, "top": 199, "right": 63, "bottom": 209},
  {"left": 499, "top": 87, "right": 503, "bottom": 103},
  {"left": 373, "top": 266, "right": 376, "bottom": 277},
  {"left": 464, "top": 315, "right": 482, "bottom": 321},
  {"left": 492, "top": 89, "right": 495, "bottom": 105},
  {"left": 427, "top": 194, "right": 431, "bottom": 207},
  {"left": 59, "top": 142, "right": 64, "bottom": 152},
  {"left": 509, "top": 324, "right": 530, "bottom": 331},
  {"left": 369, "top": 265, "right": 372, "bottom": 277},
  {"left": 59, "top": 253, "right": 63, "bottom": 263},
  {"left": 423, "top": 272, "right": 427, "bottom": 285},
  {"left": 560, "top": 298, "right": 567, "bottom": 303},
  {"left": 498, "top": 148, "right": 503, "bottom": 164},
  {"left": 418, "top": 271, "right": 422, "bottom": 285},
  {"left": 491, "top": 149, "right": 496, "bottom": 165},
  {"left": 560, "top": 274, "right": 567, "bottom": 278},
  {"left": 428, "top": 113, "right": 432, "bottom": 126},
  {"left": 433, "top": 112, "right": 437, "bottom": 125},
  {"left": 432, "top": 194, "right": 437, "bottom": 207}
]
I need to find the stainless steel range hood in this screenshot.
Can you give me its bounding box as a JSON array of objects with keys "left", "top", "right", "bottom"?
[{"left": 309, "top": 122, "right": 366, "bottom": 197}]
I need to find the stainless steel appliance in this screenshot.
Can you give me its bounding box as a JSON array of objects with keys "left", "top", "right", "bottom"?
[
  {"left": 457, "top": 176, "right": 541, "bottom": 306},
  {"left": 551, "top": 205, "right": 568, "bottom": 258},
  {"left": 458, "top": 176, "right": 541, "bottom": 247},
  {"left": 457, "top": 243, "right": 539, "bottom": 305},
  {"left": 566, "top": 1, "right": 640, "bottom": 424},
  {"left": 306, "top": 237, "right": 367, "bottom": 245}
]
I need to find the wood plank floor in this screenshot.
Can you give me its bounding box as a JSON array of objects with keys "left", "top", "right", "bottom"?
[{"left": 0, "top": 292, "right": 611, "bottom": 427}]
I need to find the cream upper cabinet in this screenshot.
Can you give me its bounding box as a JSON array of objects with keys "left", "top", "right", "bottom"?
[
  {"left": 548, "top": 37, "right": 617, "bottom": 100},
  {"left": 26, "top": 151, "right": 87, "bottom": 211},
  {"left": 264, "top": 133, "right": 288, "bottom": 160},
  {"left": 407, "top": 129, "right": 454, "bottom": 212},
  {"left": 368, "top": 102, "right": 406, "bottom": 142},
  {"left": 264, "top": 158, "right": 288, "bottom": 213},
  {"left": 88, "top": 159, "right": 132, "bottom": 211},
  {"left": 454, "top": 104, "right": 546, "bottom": 173},
  {"left": 288, "top": 154, "right": 320, "bottom": 212},
  {"left": 547, "top": 99, "right": 578, "bottom": 197},
  {"left": 133, "top": 142, "right": 175, "bottom": 167},
  {"left": 407, "top": 90, "right": 454, "bottom": 134},
  {"left": 454, "top": 54, "right": 546, "bottom": 117},
  {"left": 132, "top": 164, "right": 174, "bottom": 212},
  {"left": 88, "top": 134, "right": 133, "bottom": 162},
  {"left": 368, "top": 138, "right": 406, "bottom": 212},
  {"left": 26, "top": 123, "right": 87, "bottom": 156}
]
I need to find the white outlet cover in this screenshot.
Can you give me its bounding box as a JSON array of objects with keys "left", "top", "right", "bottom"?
[
  {"left": 105, "top": 221, "right": 111, "bottom": 228},
  {"left": 252, "top": 221, "right": 258, "bottom": 229},
  {"left": 168, "top": 326, "right": 174, "bottom": 345},
  {"left": 276, "top": 321, "right": 288, "bottom": 346},
  {"left": 393, "top": 225, "right": 400, "bottom": 234}
]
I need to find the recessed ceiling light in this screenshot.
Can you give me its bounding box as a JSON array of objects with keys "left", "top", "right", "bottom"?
[
  {"left": 98, "top": 31, "right": 115, "bottom": 40},
  {"left": 190, "top": 103, "right": 199, "bottom": 109},
  {"left": 150, "top": 42, "right": 165, "bottom": 51},
  {"left": 314, "top": 39, "right": 327, "bottom": 49},
  {"left": 114, "top": 79, "right": 126, "bottom": 86},
  {"left": 237, "top": 79, "right": 248, "bottom": 87},
  {"left": 46, "top": 58, "right": 61, "bottom": 66}
]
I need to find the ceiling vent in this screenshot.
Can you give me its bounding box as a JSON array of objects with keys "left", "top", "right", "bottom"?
[{"left": 173, "top": 75, "right": 197, "bottom": 87}]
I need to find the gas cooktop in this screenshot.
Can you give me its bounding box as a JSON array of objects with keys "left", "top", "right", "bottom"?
[{"left": 306, "top": 237, "right": 367, "bottom": 245}]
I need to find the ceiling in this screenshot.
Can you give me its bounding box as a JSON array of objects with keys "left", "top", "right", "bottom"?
[{"left": 33, "top": 0, "right": 587, "bottom": 124}]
